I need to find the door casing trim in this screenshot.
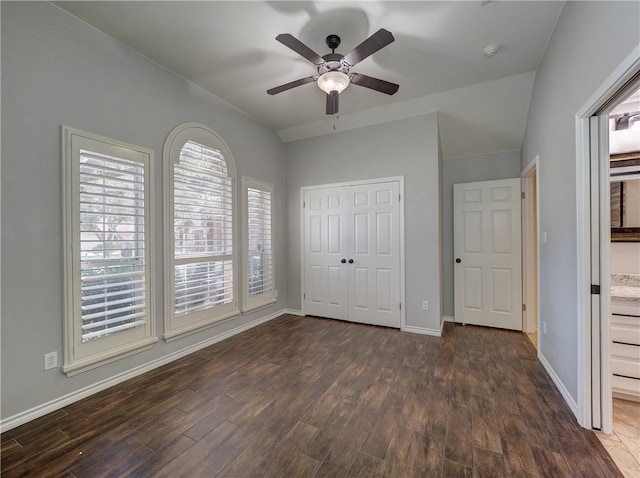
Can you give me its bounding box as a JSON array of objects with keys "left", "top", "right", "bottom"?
[{"left": 521, "top": 157, "right": 540, "bottom": 337}]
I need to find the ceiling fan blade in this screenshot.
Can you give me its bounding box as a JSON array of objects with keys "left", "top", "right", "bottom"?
[
  {"left": 342, "top": 28, "right": 394, "bottom": 67},
  {"left": 267, "top": 76, "right": 316, "bottom": 95},
  {"left": 350, "top": 73, "right": 399, "bottom": 95},
  {"left": 276, "top": 34, "right": 325, "bottom": 66},
  {"left": 326, "top": 91, "right": 339, "bottom": 115}
]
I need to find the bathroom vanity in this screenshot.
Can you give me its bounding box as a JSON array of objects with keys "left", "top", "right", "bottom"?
[{"left": 611, "top": 273, "right": 640, "bottom": 401}]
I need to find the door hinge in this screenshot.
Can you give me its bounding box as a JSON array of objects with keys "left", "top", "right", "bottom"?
[
  {"left": 398, "top": 193, "right": 401, "bottom": 201},
  {"left": 303, "top": 201, "right": 306, "bottom": 208},
  {"left": 591, "top": 284, "right": 601, "bottom": 295},
  {"left": 399, "top": 303, "right": 402, "bottom": 311},
  {"left": 522, "top": 303, "right": 526, "bottom": 312},
  {"left": 521, "top": 191, "right": 525, "bottom": 199}
]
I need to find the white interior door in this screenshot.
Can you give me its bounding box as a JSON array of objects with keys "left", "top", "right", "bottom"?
[
  {"left": 348, "top": 182, "right": 400, "bottom": 327},
  {"left": 303, "top": 180, "right": 401, "bottom": 328},
  {"left": 303, "top": 187, "right": 349, "bottom": 320},
  {"left": 454, "top": 178, "right": 522, "bottom": 330}
]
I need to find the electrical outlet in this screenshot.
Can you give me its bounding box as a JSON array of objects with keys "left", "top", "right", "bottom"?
[
  {"left": 44, "top": 351, "right": 58, "bottom": 370},
  {"left": 422, "top": 301, "right": 429, "bottom": 311}
]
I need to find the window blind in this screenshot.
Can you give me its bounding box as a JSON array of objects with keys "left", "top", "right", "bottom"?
[
  {"left": 247, "top": 187, "right": 273, "bottom": 296},
  {"left": 79, "top": 150, "right": 146, "bottom": 341},
  {"left": 174, "top": 140, "right": 234, "bottom": 315}
]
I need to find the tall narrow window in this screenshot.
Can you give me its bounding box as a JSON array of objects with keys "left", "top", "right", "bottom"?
[
  {"left": 164, "top": 124, "right": 238, "bottom": 340},
  {"left": 62, "top": 127, "right": 156, "bottom": 376},
  {"left": 242, "top": 177, "right": 276, "bottom": 312}
]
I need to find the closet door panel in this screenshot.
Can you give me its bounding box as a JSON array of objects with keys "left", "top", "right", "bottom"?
[
  {"left": 303, "top": 188, "right": 348, "bottom": 320},
  {"left": 348, "top": 182, "right": 400, "bottom": 328},
  {"left": 303, "top": 180, "right": 401, "bottom": 328}
]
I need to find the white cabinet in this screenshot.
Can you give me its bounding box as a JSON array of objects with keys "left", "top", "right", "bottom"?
[{"left": 611, "top": 278, "right": 640, "bottom": 401}]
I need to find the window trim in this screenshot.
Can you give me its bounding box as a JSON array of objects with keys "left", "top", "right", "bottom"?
[
  {"left": 241, "top": 176, "right": 276, "bottom": 313},
  {"left": 62, "top": 126, "right": 157, "bottom": 377},
  {"left": 163, "top": 123, "right": 238, "bottom": 341}
]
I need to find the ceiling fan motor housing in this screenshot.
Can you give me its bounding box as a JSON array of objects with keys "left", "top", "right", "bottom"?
[
  {"left": 317, "top": 35, "right": 350, "bottom": 75},
  {"left": 318, "top": 53, "right": 349, "bottom": 75}
]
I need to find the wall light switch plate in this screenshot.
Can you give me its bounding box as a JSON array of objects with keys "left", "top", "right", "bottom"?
[{"left": 422, "top": 301, "right": 429, "bottom": 311}]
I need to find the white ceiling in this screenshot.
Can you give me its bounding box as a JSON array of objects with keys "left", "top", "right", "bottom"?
[{"left": 54, "top": 1, "right": 565, "bottom": 157}]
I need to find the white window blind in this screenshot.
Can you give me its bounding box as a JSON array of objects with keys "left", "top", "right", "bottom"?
[
  {"left": 174, "top": 141, "right": 234, "bottom": 315},
  {"left": 79, "top": 151, "right": 147, "bottom": 340},
  {"left": 242, "top": 177, "right": 276, "bottom": 312},
  {"left": 63, "top": 126, "right": 156, "bottom": 376},
  {"left": 164, "top": 124, "right": 238, "bottom": 340},
  {"left": 247, "top": 187, "right": 273, "bottom": 296}
]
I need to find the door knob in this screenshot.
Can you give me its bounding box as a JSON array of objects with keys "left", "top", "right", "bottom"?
[
  {"left": 341, "top": 258, "right": 346, "bottom": 263},
  {"left": 456, "top": 258, "right": 461, "bottom": 263},
  {"left": 349, "top": 259, "right": 354, "bottom": 264}
]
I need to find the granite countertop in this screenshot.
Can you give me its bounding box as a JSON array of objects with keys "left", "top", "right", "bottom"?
[{"left": 611, "top": 274, "right": 640, "bottom": 302}]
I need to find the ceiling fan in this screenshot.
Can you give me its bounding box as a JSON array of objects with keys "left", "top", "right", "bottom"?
[{"left": 267, "top": 29, "right": 399, "bottom": 115}]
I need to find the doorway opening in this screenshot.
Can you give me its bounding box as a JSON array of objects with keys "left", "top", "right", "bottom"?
[
  {"left": 600, "top": 85, "right": 640, "bottom": 471},
  {"left": 575, "top": 45, "right": 639, "bottom": 435}
]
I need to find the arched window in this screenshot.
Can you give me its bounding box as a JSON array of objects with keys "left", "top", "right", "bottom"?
[{"left": 163, "top": 123, "right": 238, "bottom": 340}]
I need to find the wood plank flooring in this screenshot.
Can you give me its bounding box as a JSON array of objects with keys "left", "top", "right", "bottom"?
[{"left": 1, "top": 315, "right": 623, "bottom": 477}]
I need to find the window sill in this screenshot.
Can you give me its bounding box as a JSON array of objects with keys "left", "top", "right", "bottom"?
[
  {"left": 241, "top": 297, "right": 277, "bottom": 314},
  {"left": 162, "top": 308, "right": 240, "bottom": 342},
  {"left": 62, "top": 336, "right": 158, "bottom": 377}
]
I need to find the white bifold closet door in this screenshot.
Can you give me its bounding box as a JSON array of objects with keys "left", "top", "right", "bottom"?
[{"left": 303, "top": 180, "right": 401, "bottom": 328}]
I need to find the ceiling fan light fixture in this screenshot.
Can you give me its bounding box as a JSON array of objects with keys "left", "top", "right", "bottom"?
[{"left": 317, "top": 71, "right": 350, "bottom": 94}]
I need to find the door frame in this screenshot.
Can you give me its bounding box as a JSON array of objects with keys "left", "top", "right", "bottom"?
[
  {"left": 522, "top": 157, "right": 540, "bottom": 337},
  {"left": 575, "top": 44, "right": 640, "bottom": 432},
  {"left": 300, "top": 176, "right": 406, "bottom": 330}
]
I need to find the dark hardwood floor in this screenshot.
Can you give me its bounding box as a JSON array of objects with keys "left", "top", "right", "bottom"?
[{"left": 1, "top": 315, "right": 622, "bottom": 477}]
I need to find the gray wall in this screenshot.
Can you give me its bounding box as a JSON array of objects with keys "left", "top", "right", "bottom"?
[
  {"left": 1, "top": 2, "right": 287, "bottom": 421},
  {"left": 284, "top": 113, "right": 443, "bottom": 332},
  {"left": 442, "top": 150, "right": 521, "bottom": 318},
  {"left": 521, "top": 1, "right": 640, "bottom": 402}
]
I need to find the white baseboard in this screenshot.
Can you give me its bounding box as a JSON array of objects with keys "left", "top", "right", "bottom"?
[
  {"left": 403, "top": 324, "right": 442, "bottom": 337},
  {"left": 1, "top": 309, "right": 289, "bottom": 433},
  {"left": 281, "top": 308, "right": 304, "bottom": 316},
  {"left": 538, "top": 350, "right": 579, "bottom": 418}
]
